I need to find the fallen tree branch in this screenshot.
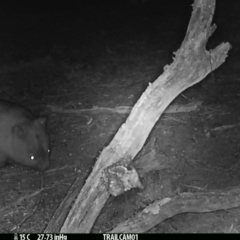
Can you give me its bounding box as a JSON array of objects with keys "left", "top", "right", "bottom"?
[
  {"left": 47, "top": 101, "right": 202, "bottom": 115},
  {"left": 45, "top": 0, "right": 231, "bottom": 233},
  {"left": 211, "top": 123, "right": 240, "bottom": 131},
  {"left": 110, "top": 187, "right": 240, "bottom": 233}
]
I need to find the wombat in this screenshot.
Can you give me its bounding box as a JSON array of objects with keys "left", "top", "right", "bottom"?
[{"left": 0, "top": 99, "right": 50, "bottom": 171}]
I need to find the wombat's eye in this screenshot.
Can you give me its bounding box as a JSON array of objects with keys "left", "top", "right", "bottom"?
[
  {"left": 30, "top": 155, "right": 35, "bottom": 161},
  {"left": 48, "top": 149, "right": 50, "bottom": 153}
]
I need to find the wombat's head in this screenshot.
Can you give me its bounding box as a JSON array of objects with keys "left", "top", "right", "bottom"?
[{"left": 11, "top": 117, "right": 50, "bottom": 171}]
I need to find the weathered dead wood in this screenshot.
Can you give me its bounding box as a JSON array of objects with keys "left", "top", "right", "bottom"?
[
  {"left": 110, "top": 187, "right": 240, "bottom": 233},
  {"left": 44, "top": 0, "right": 231, "bottom": 233},
  {"left": 47, "top": 100, "right": 202, "bottom": 115}
]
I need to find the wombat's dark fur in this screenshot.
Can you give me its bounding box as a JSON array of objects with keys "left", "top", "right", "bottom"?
[{"left": 0, "top": 99, "right": 50, "bottom": 171}]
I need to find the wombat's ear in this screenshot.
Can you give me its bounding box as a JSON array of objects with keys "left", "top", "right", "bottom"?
[{"left": 12, "top": 125, "right": 25, "bottom": 138}]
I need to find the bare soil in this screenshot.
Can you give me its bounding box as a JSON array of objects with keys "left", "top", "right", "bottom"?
[{"left": 1, "top": 1, "right": 240, "bottom": 233}]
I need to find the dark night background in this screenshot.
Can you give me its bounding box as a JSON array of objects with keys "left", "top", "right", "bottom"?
[
  {"left": 1, "top": 0, "right": 240, "bottom": 234},
  {"left": 0, "top": 0, "right": 237, "bottom": 63}
]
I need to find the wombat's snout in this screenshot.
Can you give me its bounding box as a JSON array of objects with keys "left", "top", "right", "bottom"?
[{"left": 33, "top": 158, "right": 50, "bottom": 172}]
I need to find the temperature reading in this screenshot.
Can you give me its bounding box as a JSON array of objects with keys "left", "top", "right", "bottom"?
[
  {"left": 13, "top": 233, "right": 67, "bottom": 240},
  {"left": 19, "top": 234, "right": 31, "bottom": 240}
]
